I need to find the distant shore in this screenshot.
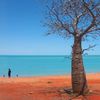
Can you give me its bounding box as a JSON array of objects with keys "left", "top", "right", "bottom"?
[{"left": 0, "top": 73, "right": 100, "bottom": 100}]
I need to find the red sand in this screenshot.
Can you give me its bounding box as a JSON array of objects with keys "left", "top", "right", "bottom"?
[{"left": 0, "top": 73, "right": 100, "bottom": 100}]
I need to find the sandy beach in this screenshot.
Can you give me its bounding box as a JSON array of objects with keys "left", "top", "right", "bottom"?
[{"left": 0, "top": 73, "right": 100, "bottom": 100}]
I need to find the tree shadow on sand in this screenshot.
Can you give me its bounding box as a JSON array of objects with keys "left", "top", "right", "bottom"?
[{"left": 59, "top": 88, "right": 100, "bottom": 100}]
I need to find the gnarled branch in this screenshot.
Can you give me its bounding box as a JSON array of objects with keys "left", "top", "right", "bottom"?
[
  {"left": 82, "top": 44, "right": 96, "bottom": 54},
  {"left": 81, "top": 0, "right": 96, "bottom": 37}
]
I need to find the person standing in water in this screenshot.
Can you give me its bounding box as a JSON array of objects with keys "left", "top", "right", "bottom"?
[{"left": 8, "top": 68, "right": 11, "bottom": 78}]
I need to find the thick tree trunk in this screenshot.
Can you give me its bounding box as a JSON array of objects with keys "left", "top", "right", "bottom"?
[{"left": 72, "top": 36, "right": 89, "bottom": 95}]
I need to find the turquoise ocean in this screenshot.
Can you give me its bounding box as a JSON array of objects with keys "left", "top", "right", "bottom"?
[{"left": 0, "top": 55, "right": 100, "bottom": 77}]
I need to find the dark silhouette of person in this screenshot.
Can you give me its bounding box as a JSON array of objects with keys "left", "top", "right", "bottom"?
[
  {"left": 3, "top": 75, "right": 5, "bottom": 77},
  {"left": 16, "top": 74, "right": 18, "bottom": 77},
  {"left": 8, "top": 68, "right": 11, "bottom": 78}
]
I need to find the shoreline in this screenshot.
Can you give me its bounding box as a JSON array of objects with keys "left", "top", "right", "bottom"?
[{"left": 0, "top": 72, "right": 100, "bottom": 78}]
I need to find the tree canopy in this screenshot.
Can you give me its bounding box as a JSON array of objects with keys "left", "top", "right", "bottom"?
[{"left": 45, "top": 0, "right": 100, "bottom": 40}]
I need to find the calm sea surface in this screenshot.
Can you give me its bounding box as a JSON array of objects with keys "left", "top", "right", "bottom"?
[{"left": 0, "top": 55, "right": 100, "bottom": 77}]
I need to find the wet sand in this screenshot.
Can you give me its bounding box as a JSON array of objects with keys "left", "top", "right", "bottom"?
[{"left": 0, "top": 73, "right": 100, "bottom": 100}]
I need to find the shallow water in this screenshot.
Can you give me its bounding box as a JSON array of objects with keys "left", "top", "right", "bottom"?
[{"left": 0, "top": 55, "right": 99, "bottom": 77}]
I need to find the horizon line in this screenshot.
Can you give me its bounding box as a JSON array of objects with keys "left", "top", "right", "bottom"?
[{"left": 0, "top": 54, "right": 99, "bottom": 56}]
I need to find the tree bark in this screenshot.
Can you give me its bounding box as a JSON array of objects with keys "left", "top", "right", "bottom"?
[{"left": 72, "top": 36, "right": 89, "bottom": 95}]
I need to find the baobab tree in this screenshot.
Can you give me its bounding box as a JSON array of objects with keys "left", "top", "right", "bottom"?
[{"left": 44, "top": 0, "right": 100, "bottom": 95}]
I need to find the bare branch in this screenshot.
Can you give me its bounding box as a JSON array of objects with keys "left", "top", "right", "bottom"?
[
  {"left": 73, "top": 12, "right": 86, "bottom": 34},
  {"left": 87, "top": 28, "right": 100, "bottom": 33},
  {"left": 51, "top": 9, "right": 74, "bottom": 35},
  {"left": 81, "top": 0, "right": 96, "bottom": 37},
  {"left": 82, "top": 44, "right": 96, "bottom": 54},
  {"left": 44, "top": 0, "right": 100, "bottom": 39}
]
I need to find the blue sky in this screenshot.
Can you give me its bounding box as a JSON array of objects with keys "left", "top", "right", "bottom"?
[{"left": 0, "top": 0, "right": 100, "bottom": 55}]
